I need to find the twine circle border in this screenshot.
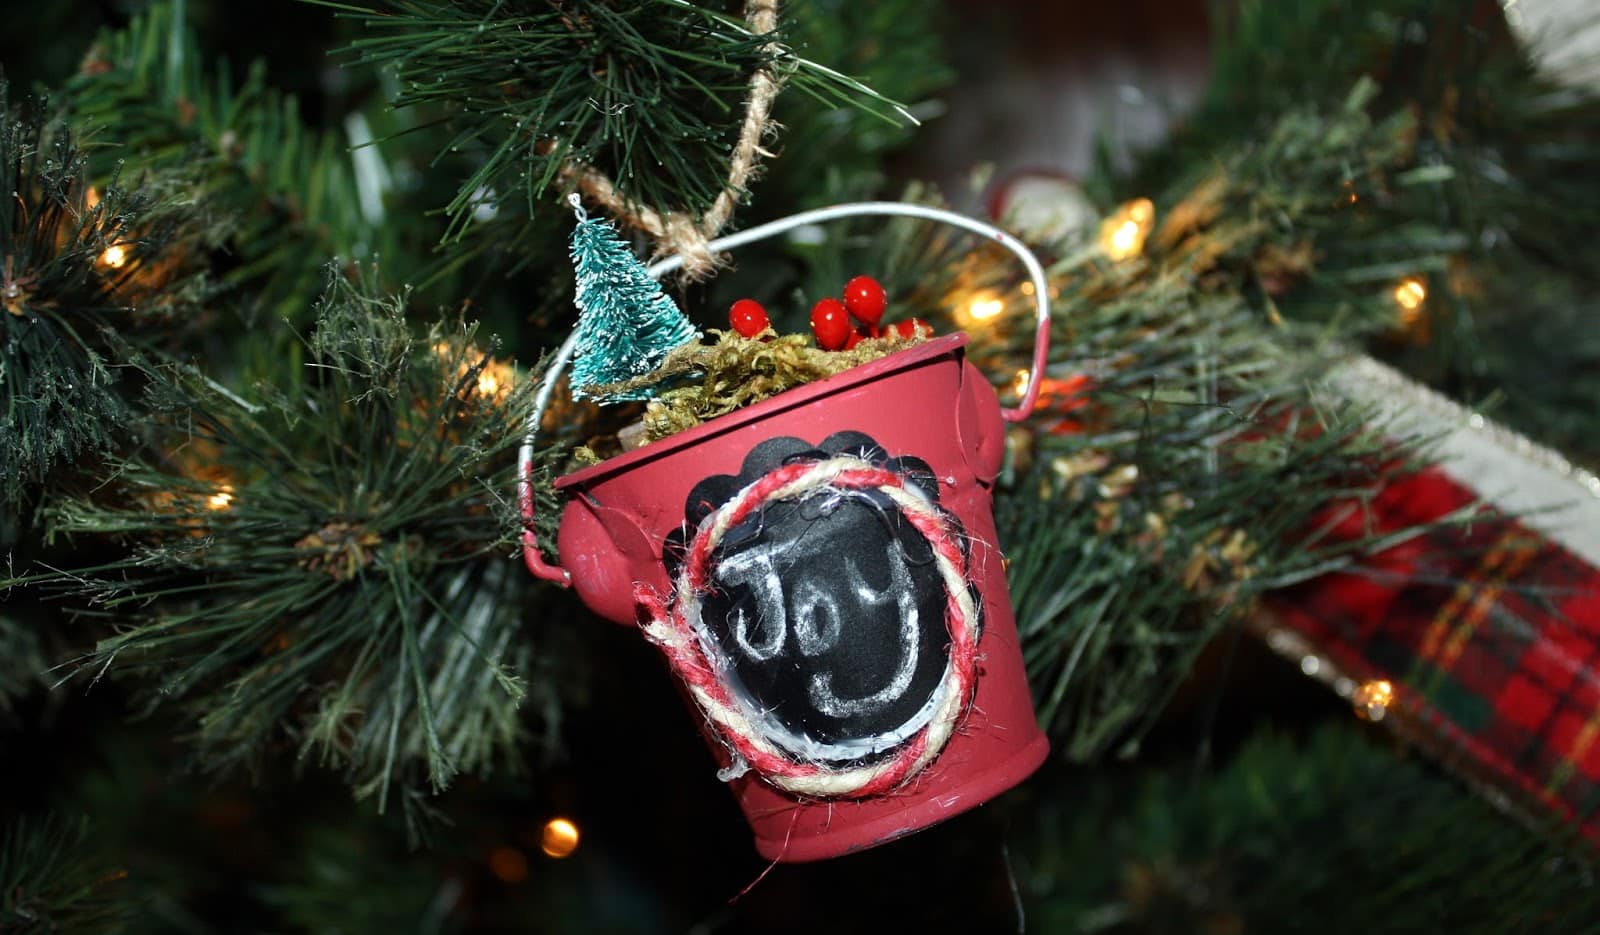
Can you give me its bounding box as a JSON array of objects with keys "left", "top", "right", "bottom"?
[{"left": 635, "top": 455, "right": 981, "bottom": 798}]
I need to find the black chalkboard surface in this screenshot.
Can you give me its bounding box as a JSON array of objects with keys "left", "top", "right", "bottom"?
[{"left": 667, "top": 433, "right": 979, "bottom": 766}]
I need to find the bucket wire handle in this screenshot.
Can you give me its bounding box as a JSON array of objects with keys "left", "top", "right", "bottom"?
[{"left": 519, "top": 201, "right": 1054, "bottom": 585}]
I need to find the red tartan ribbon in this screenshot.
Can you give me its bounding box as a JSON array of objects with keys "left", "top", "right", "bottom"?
[{"left": 1268, "top": 467, "right": 1600, "bottom": 843}]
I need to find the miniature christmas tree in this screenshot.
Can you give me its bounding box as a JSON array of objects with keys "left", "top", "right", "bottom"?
[{"left": 568, "top": 199, "right": 699, "bottom": 402}]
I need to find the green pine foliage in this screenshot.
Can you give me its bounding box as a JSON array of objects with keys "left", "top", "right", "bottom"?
[
  {"left": 568, "top": 213, "right": 698, "bottom": 399},
  {"left": 0, "top": 81, "right": 212, "bottom": 514},
  {"left": 1121, "top": 0, "right": 1600, "bottom": 465},
  {"left": 64, "top": 3, "right": 404, "bottom": 326},
  {"left": 316, "top": 0, "right": 913, "bottom": 238},
  {"left": 996, "top": 81, "right": 1463, "bottom": 759},
  {"left": 19, "top": 278, "right": 558, "bottom": 816},
  {"left": 257, "top": 823, "right": 466, "bottom": 934},
  {"left": 0, "top": 814, "right": 134, "bottom": 934},
  {"left": 1017, "top": 723, "right": 1600, "bottom": 932},
  {"left": 1147, "top": 79, "right": 1448, "bottom": 339},
  {"left": 836, "top": 84, "right": 1444, "bottom": 762},
  {"left": 763, "top": 0, "right": 953, "bottom": 208}
]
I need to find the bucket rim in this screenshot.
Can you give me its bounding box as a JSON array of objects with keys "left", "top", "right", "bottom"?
[{"left": 555, "top": 332, "right": 970, "bottom": 490}]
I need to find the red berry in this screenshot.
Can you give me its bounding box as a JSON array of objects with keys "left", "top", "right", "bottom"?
[
  {"left": 810, "top": 298, "right": 852, "bottom": 350},
  {"left": 891, "top": 318, "right": 933, "bottom": 339},
  {"left": 845, "top": 330, "right": 864, "bottom": 350},
  {"left": 842, "top": 275, "right": 887, "bottom": 327},
  {"left": 729, "top": 298, "right": 770, "bottom": 338}
]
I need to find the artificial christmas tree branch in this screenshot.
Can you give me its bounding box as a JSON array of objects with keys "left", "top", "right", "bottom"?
[
  {"left": 1017, "top": 723, "right": 1600, "bottom": 930},
  {"left": 66, "top": 3, "right": 407, "bottom": 324},
  {"left": 827, "top": 84, "right": 1454, "bottom": 756},
  {"left": 1125, "top": 0, "right": 1600, "bottom": 465},
  {"left": 0, "top": 79, "right": 215, "bottom": 514},
  {"left": 11, "top": 278, "right": 562, "bottom": 815},
  {"left": 319, "top": 0, "right": 913, "bottom": 263},
  {"left": 0, "top": 814, "right": 134, "bottom": 933},
  {"left": 560, "top": 0, "right": 783, "bottom": 277}
]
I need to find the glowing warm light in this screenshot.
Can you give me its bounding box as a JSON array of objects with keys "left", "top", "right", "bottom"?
[
  {"left": 1394, "top": 276, "right": 1427, "bottom": 312},
  {"left": 488, "top": 846, "right": 529, "bottom": 883},
  {"left": 1106, "top": 222, "right": 1141, "bottom": 257},
  {"left": 206, "top": 485, "right": 235, "bottom": 511},
  {"left": 967, "top": 295, "right": 1004, "bottom": 322},
  {"left": 1011, "top": 369, "right": 1031, "bottom": 397},
  {"left": 477, "top": 359, "right": 516, "bottom": 399},
  {"left": 99, "top": 244, "right": 128, "bottom": 269},
  {"left": 86, "top": 187, "right": 101, "bottom": 209},
  {"left": 435, "top": 341, "right": 514, "bottom": 399},
  {"left": 1098, "top": 198, "right": 1155, "bottom": 262},
  {"left": 540, "top": 817, "right": 580, "bottom": 858},
  {"left": 1353, "top": 679, "right": 1395, "bottom": 721},
  {"left": 1393, "top": 277, "right": 1429, "bottom": 336}
]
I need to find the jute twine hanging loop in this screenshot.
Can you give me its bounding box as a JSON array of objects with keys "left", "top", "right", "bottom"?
[{"left": 561, "top": 0, "right": 782, "bottom": 279}]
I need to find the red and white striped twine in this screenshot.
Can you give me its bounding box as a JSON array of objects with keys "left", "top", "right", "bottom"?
[{"left": 636, "top": 455, "right": 980, "bottom": 798}]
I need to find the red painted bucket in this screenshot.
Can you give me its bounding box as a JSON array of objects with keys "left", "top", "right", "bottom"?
[{"left": 520, "top": 203, "right": 1052, "bottom": 861}]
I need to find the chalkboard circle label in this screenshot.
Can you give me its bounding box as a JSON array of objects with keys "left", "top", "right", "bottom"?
[{"left": 637, "top": 443, "right": 981, "bottom": 799}]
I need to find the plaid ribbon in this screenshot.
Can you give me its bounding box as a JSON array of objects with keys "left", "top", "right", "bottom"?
[{"left": 1268, "top": 466, "right": 1600, "bottom": 843}]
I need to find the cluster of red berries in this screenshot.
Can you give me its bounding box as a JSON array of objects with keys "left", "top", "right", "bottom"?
[{"left": 726, "top": 275, "right": 932, "bottom": 351}]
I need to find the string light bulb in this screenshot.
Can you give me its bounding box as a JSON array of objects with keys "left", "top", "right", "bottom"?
[
  {"left": 476, "top": 360, "right": 514, "bottom": 399},
  {"left": 1393, "top": 276, "right": 1427, "bottom": 312},
  {"left": 966, "top": 294, "right": 1004, "bottom": 323},
  {"left": 540, "top": 817, "right": 580, "bottom": 858},
  {"left": 1392, "top": 275, "right": 1429, "bottom": 339},
  {"left": 1353, "top": 679, "right": 1395, "bottom": 721},
  {"left": 1099, "top": 198, "right": 1155, "bottom": 262},
  {"left": 1011, "top": 369, "right": 1031, "bottom": 397},
  {"left": 434, "top": 341, "right": 514, "bottom": 400},
  {"left": 206, "top": 485, "right": 235, "bottom": 511},
  {"left": 99, "top": 244, "right": 128, "bottom": 269}
]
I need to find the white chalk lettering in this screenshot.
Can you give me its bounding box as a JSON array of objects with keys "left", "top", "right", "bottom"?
[
  {"left": 709, "top": 497, "right": 931, "bottom": 723},
  {"left": 791, "top": 577, "right": 843, "bottom": 656},
  {"left": 714, "top": 547, "right": 787, "bottom": 661},
  {"left": 808, "top": 546, "right": 922, "bottom": 718}
]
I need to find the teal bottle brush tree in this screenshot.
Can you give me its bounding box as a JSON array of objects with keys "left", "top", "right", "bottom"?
[{"left": 567, "top": 194, "right": 699, "bottom": 402}]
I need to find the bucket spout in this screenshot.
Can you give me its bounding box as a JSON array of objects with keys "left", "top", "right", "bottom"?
[{"left": 556, "top": 496, "right": 660, "bottom": 625}]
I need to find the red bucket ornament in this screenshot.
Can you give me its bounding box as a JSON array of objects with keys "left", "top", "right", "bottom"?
[{"left": 519, "top": 202, "right": 1053, "bottom": 862}]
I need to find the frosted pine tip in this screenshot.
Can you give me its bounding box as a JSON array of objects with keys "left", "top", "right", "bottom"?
[{"left": 567, "top": 192, "right": 587, "bottom": 220}]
